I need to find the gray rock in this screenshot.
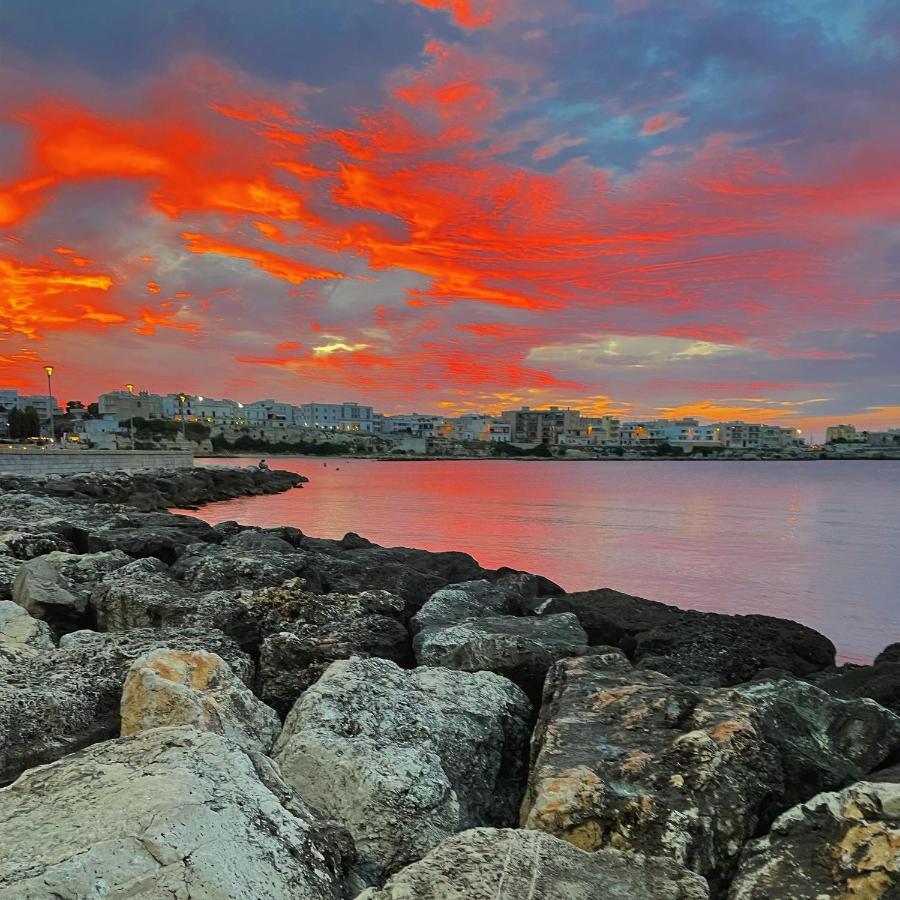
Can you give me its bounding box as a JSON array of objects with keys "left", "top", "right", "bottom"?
[
  {"left": 414, "top": 612, "right": 588, "bottom": 702},
  {"left": 537, "top": 587, "right": 682, "bottom": 649},
  {"left": 0, "top": 626, "right": 251, "bottom": 785},
  {"left": 521, "top": 654, "right": 900, "bottom": 890},
  {"left": 633, "top": 611, "right": 836, "bottom": 686},
  {"left": 12, "top": 550, "right": 131, "bottom": 632},
  {"left": 0, "top": 552, "right": 19, "bottom": 602},
  {"left": 876, "top": 643, "right": 900, "bottom": 665},
  {"left": 410, "top": 577, "right": 531, "bottom": 635},
  {"left": 357, "top": 827, "right": 710, "bottom": 900},
  {"left": 0, "top": 726, "right": 347, "bottom": 899},
  {"left": 728, "top": 781, "right": 900, "bottom": 899},
  {"left": 0, "top": 600, "right": 53, "bottom": 652},
  {"left": 274, "top": 657, "right": 532, "bottom": 886},
  {"left": 249, "top": 580, "right": 411, "bottom": 715},
  {"left": 172, "top": 542, "right": 304, "bottom": 591},
  {"left": 121, "top": 648, "right": 281, "bottom": 754},
  {"left": 808, "top": 660, "right": 900, "bottom": 717}
]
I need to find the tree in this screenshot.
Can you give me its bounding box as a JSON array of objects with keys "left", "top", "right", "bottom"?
[
  {"left": 9, "top": 406, "right": 40, "bottom": 439},
  {"left": 87, "top": 402, "right": 100, "bottom": 419}
]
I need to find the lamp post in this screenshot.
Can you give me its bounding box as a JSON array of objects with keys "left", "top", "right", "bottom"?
[
  {"left": 44, "top": 365, "right": 55, "bottom": 443},
  {"left": 178, "top": 393, "right": 187, "bottom": 441},
  {"left": 125, "top": 383, "right": 135, "bottom": 450}
]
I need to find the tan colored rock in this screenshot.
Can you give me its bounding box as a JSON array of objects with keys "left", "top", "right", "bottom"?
[
  {"left": 728, "top": 781, "right": 900, "bottom": 899},
  {"left": 0, "top": 600, "right": 53, "bottom": 668},
  {"left": 121, "top": 648, "right": 280, "bottom": 754}
]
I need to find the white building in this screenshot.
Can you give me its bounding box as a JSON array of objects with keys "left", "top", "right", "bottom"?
[
  {"left": 163, "top": 394, "right": 244, "bottom": 427},
  {"left": 444, "top": 414, "right": 494, "bottom": 441},
  {"left": 381, "top": 413, "right": 446, "bottom": 437},
  {"left": 99, "top": 390, "right": 164, "bottom": 421},
  {"left": 294, "top": 402, "right": 375, "bottom": 432},
  {"left": 0, "top": 389, "right": 19, "bottom": 410},
  {"left": 242, "top": 399, "right": 294, "bottom": 428},
  {"left": 72, "top": 416, "right": 123, "bottom": 450}
]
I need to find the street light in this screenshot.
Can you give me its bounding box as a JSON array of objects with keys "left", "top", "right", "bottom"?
[
  {"left": 178, "top": 393, "right": 187, "bottom": 440},
  {"left": 125, "top": 383, "right": 135, "bottom": 450},
  {"left": 44, "top": 365, "right": 55, "bottom": 443}
]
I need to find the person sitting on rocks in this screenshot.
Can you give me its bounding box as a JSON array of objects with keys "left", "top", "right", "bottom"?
[{"left": 257, "top": 458, "right": 270, "bottom": 471}]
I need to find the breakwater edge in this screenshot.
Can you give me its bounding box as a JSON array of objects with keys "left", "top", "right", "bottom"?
[{"left": 1, "top": 465, "right": 898, "bottom": 898}]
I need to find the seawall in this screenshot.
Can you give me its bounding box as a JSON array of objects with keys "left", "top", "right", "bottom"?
[{"left": 0, "top": 449, "right": 194, "bottom": 476}]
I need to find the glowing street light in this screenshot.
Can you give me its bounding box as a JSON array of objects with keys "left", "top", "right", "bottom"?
[
  {"left": 125, "top": 383, "right": 135, "bottom": 450},
  {"left": 44, "top": 365, "right": 55, "bottom": 443},
  {"left": 178, "top": 393, "right": 188, "bottom": 440}
]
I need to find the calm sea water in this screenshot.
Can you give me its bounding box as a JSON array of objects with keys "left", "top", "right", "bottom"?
[{"left": 194, "top": 458, "right": 900, "bottom": 662}]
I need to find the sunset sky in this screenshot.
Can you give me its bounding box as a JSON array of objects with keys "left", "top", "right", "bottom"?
[{"left": 1, "top": 0, "right": 898, "bottom": 434}]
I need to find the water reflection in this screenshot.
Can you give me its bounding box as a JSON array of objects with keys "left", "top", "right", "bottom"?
[{"left": 194, "top": 458, "right": 900, "bottom": 662}]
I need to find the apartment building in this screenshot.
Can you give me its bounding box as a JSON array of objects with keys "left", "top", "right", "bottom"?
[
  {"left": 99, "top": 390, "right": 164, "bottom": 421},
  {"left": 294, "top": 402, "right": 375, "bottom": 432},
  {"left": 381, "top": 413, "right": 446, "bottom": 437},
  {"left": 500, "top": 406, "right": 582, "bottom": 445}
]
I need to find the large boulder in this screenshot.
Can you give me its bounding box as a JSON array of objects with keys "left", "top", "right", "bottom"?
[
  {"left": 357, "top": 827, "right": 710, "bottom": 900},
  {"left": 0, "top": 626, "right": 251, "bottom": 784},
  {"left": 808, "top": 660, "right": 900, "bottom": 717},
  {"left": 86, "top": 512, "right": 221, "bottom": 563},
  {"left": 246, "top": 579, "right": 411, "bottom": 715},
  {"left": 0, "top": 600, "right": 54, "bottom": 669},
  {"left": 876, "top": 643, "right": 900, "bottom": 665},
  {"left": 12, "top": 550, "right": 130, "bottom": 632},
  {"left": 633, "top": 611, "right": 836, "bottom": 686},
  {"left": 121, "top": 648, "right": 281, "bottom": 754},
  {"left": 411, "top": 576, "right": 544, "bottom": 635},
  {"left": 0, "top": 726, "right": 348, "bottom": 899},
  {"left": 521, "top": 653, "right": 900, "bottom": 890},
  {"left": 728, "top": 781, "right": 900, "bottom": 899},
  {"left": 274, "top": 657, "right": 532, "bottom": 886},
  {"left": 171, "top": 542, "right": 305, "bottom": 591},
  {"left": 521, "top": 651, "right": 778, "bottom": 890},
  {"left": 414, "top": 612, "right": 588, "bottom": 703},
  {"left": 536, "top": 588, "right": 682, "bottom": 649}
]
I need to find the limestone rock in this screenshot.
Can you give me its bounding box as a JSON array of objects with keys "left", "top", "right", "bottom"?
[
  {"left": 0, "top": 726, "right": 347, "bottom": 899},
  {"left": 121, "top": 648, "right": 280, "bottom": 754},
  {"left": 633, "top": 611, "right": 835, "bottom": 686},
  {"left": 411, "top": 577, "right": 537, "bottom": 635},
  {"left": 12, "top": 550, "right": 130, "bottom": 632},
  {"left": 414, "top": 612, "right": 588, "bottom": 702},
  {"left": 0, "top": 626, "right": 251, "bottom": 784},
  {"left": 357, "top": 827, "right": 710, "bottom": 900},
  {"left": 521, "top": 652, "right": 778, "bottom": 890},
  {"left": 876, "top": 643, "right": 900, "bottom": 665},
  {"left": 0, "top": 552, "right": 19, "bottom": 603},
  {"left": 86, "top": 513, "right": 220, "bottom": 564},
  {"left": 809, "top": 659, "right": 900, "bottom": 716},
  {"left": 274, "top": 657, "right": 532, "bottom": 886},
  {"left": 728, "top": 781, "right": 900, "bottom": 899},
  {"left": 0, "top": 600, "right": 53, "bottom": 651},
  {"left": 171, "top": 542, "right": 305, "bottom": 591},
  {"left": 537, "top": 587, "right": 682, "bottom": 649},
  {"left": 249, "top": 580, "right": 411, "bottom": 714}
]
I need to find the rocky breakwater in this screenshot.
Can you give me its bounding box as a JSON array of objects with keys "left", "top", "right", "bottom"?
[{"left": 1, "top": 470, "right": 899, "bottom": 897}]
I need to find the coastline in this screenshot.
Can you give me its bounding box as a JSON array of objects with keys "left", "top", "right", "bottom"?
[{"left": 1, "top": 466, "right": 898, "bottom": 897}]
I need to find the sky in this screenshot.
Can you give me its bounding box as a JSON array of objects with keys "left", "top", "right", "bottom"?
[{"left": 1, "top": 0, "right": 898, "bottom": 435}]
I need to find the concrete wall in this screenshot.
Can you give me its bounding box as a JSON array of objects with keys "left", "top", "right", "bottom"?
[{"left": 0, "top": 449, "right": 194, "bottom": 476}]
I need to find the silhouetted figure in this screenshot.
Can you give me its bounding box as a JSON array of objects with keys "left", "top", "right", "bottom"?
[{"left": 258, "top": 458, "right": 269, "bottom": 471}]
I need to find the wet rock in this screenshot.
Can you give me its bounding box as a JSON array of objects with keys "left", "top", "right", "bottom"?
[
  {"left": 274, "top": 657, "right": 531, "bottom": 886},
  {"left": 121, "top": 648, "right": 280, "bottom": 754},
  {"left": 633, "top": 611, "right": 836, "bottom": 686},
  {"left": 414, "top": 612, "right": 588, "bottom": 703},
  {"left": 521, "top": 652, "right": 777, "bottom": 889},
  {"left": 0, "top": 626, "right": 251, "bottom": 784},
  {"left": 728, "top": 781, "right": 900, "bottom": 899},
  {"left": 357, "top": 827, "right": 710, "bottom": 900},
  {"left": 536, "top": 587, "right": 682, "bottom": 649},
  {"left": 12, "top": 550, "right": 130, "bottom": 632},
  {"left": 0, "top": 726, "right": 346, "bottom": 899},
  {"left": 810, "top": 660, "right": 900, "bottom": 716}
]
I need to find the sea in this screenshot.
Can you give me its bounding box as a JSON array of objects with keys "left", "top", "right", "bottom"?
[{"left": 192, "top": 458, "right": 900, "bottom": 663}]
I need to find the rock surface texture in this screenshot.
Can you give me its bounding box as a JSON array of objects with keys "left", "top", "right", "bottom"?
[
  {"left": 0, "top": 726, "right": 347, "bottom": 899},
  {"left": 121, "top": 648, "right": 280, "bottom": 754},
  {"left": 356, "top": 827, "right": 710, "bottom": 900},
  {"left": 521, "top": 652, "right": 900, "bottom": 891},
  {"left": 728, "top": 781, "right": 900, "bottom": 899},
  {"left": 274, "top": 657, "right": 532, "bottom": 886}
]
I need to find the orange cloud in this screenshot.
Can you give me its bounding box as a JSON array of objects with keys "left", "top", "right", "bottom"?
[{"left": 410, "top": 0, "right": 499, "bottom": 29}]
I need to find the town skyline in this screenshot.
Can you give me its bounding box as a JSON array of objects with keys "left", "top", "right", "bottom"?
[{"left": 2, "top": 1, "right": 898, "bottom": 433}]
